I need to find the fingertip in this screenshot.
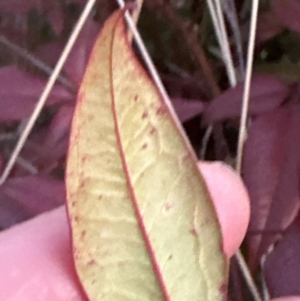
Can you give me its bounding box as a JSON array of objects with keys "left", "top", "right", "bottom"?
[
  {"left": 0, "top": 207, "right": 85, "bottom": 301},
  {"left": 198, "top": 161, "right": 250, "bottom": 258}
]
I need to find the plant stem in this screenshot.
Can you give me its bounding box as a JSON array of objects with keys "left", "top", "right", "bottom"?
[
  {"left": 128, "top": 0, "right": 144, "bottom": 41},
  {"left": 236, "top": 0, "right": 259, "bottom": 175},
  {"left": 207, "top": 0, "right": 262, "bottom": 300},
  {"left": 234, "top": 1, "right": 262, "bottom": 301},
  {"left": 206, "top": 0, "right": 237, "bottom": 87}
]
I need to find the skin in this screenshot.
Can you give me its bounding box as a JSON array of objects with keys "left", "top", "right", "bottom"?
[{"left": 0, "top": 161, "right": 298, "bottom": 301}]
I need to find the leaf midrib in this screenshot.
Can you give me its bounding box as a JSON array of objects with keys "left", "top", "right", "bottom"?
[{"left": 108, "top": 12, "right": 171, "bottom": 301}]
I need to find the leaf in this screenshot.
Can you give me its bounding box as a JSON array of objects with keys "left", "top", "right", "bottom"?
[
  {"left": 64, "top": 20, "right": 100, "bottom": 84},
  {"left": 0, "top": 0, "right": 41, "bottom": 14},
  {"left": 46, "top": 2, "right": 64, "bottom": 36},
  {"left": 0, "top": 0, "right": 63, "bottom": 25},
  {"left": 37, "top": 105, "right": 74, "bottom": 172},
  {"left": 243, "top": 106, "right": 300, "bottom": 269},
  {"left": 256, "top": 10, "right": 285, "bottom": 43},
  {"left": 171, "top": 97, "right": 204, "bottom": 122},
  {"left": 66, "top": 8, "right": 228, "bottom": 301},
  {"left": 271, "top": 0, "right": 300, "bottom": 34},
  {"left": 264, "top": 214, "right": 300, "bottom": 298},
  {"left": 0, "top": 66, "right": 73, "bottom": 121},
  {"left": 0, "top": 175, "right": 65, "bottom": 230},
  {"left": 9, "top": 105, "right": 73, "bottom": 176},
  {"left": 255, "top": 62, "right": 300, "bottom": 82},
  {"left": 203, "top": 75, "right": 289, "bottom": 123},
  {"left": 35, "top": 19, "right": 100, "bottom": 85}
]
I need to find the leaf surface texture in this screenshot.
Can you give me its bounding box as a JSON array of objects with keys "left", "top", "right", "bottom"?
[{"left": 66, "top": 9, "right": 227, "bottom": 301}]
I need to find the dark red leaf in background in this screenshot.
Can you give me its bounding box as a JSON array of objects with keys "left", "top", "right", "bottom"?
[
  {"left": 34, "top": 41, "right": 64, "bottom": 70},
  {"left": 9, "top": 105, "right": 74, "bottom": 176},
  {"left": 36, "top": 19, "right": 100, "bottom": 85},
  {"left": 0, "top": 175, "right": 65, "bottom": 229},
  {"left": 0, "top": 66, "right": 73, "bottom": 121},
  {"left": 67, "top": 0, "right": 87, "bottom": 4},
  {"left": 171, "top": 97, "right": 204, "bottom": 122},
  {"left": 65, "top": 20, "right": 99, "bottom": 84},
  {"left": 256, "top": 10, "right": 285, "bottom": 43},
  {"left": 243, "top": 106, "right": 300, "bottom": 269},
  {"left": 46, "top": 2, "right": 64, "bottom": 36},
  {"left": 272, "top": 0, "right": 300, "bottom": 34},
  {"left": 264, "top": 214, "right": 300, "bottom": 298},
  {"left": 38, "top": 105, "right": 74, "bottom": 171},
  {"left": 203, "top": 75, "right": 289, "bottom": 123},
  {"left": 0, "top": 154, "right": 3, "bottom": 173},
  {"left": 0, "top": 0, "right": 42, "bottom": 14},
  {"left": 1, "top": 1, "right": 65, "bottom": 36}
]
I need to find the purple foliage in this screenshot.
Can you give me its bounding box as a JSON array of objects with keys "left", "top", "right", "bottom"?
[
  {"left": 0, "top": 175, "right": 65, "bottom": 229},
  {"left": 264, "top": 214, "right": 300, "bottom": 298},
  {"left": 35, "top": 19, "right": 100, "bottom": 85},
  {"left": 38, "top": 105, "right": 74, "bottom": 170},
  {"left": 256, "top": 10, "right": 284, "bottom": 43},
  {"left": 272, "top": 0, "right": 300, "bottom": 34},
  {"left": 0, "top": 0, "right": 64, "bottom": 35},
  {"left": 0, "top": 1, "right": 45, "bottom": 14},
  {"left": 0, "top": 66, "right": 72, "bottom": 121},
  {"left": 203, "top": 75, "right": 289, "bottom": 123},
  {"left": 0, "top": 1, "right": 300, "bottom": 299},
  {"left": 243, "top": 106, "right": 300, "bottom": 269},
  {"left": 171, "top": 97, "right": 204, "bottom": 122}
]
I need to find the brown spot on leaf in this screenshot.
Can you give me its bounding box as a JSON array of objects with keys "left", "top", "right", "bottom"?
[
  {"left": 149, "top": 127, "right": 156, "bottom": 135},
  {"left": 181, "top": 153, "right": 190, "bottom": 164},
  {"left": 142, "top": 143, "right": 148, "bottom": 149},
  {"left": 168, "top": 255, "right": 173, "bottom": 260},
  {"left": 134, "top": 94, "right": 138, "bottom": 102},
  {"left": 87, "top": 259, "right": 96, "bottom": 266},
  {"left": 142, "top": 111, "right": 148, "bottom": 119},
  {"left": 79, "top": 181, "right": 86, "bottom": 188},
  {"left": 156, "top": 105, "right": 167, "bottom": 115},
  {"left": 219, "top": 282, "right": 228, "bottom": 295},
  {"left": 164, "top": 202, "right": 173, "bottom": 211},
  {"left": 77, "top": 92, "right": 84, "bottom": 105},
  {"left": 81, "top": 230, "right": 86, "bottom": 238},
  {"left": 190, "top": 228, "right": 198, "bottom": 236}
]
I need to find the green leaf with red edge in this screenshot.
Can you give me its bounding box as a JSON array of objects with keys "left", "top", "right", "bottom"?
[{"left": 66, "top": 8, "right": 228, "bottom": 301}]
